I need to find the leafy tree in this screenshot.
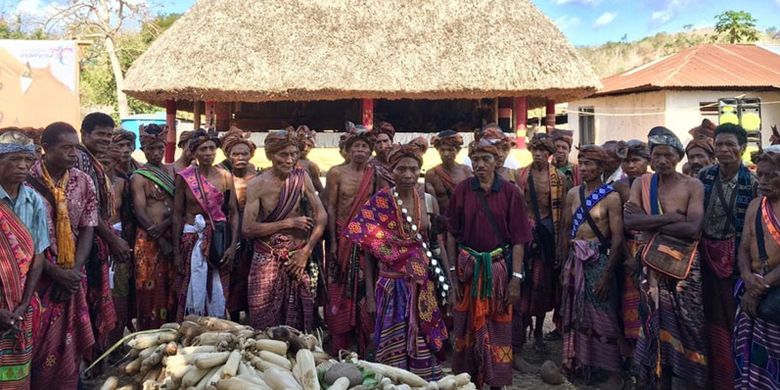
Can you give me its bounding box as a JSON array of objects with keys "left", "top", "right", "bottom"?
[{"left": 715, "top": 10, "right": 759, "bottom": 43}]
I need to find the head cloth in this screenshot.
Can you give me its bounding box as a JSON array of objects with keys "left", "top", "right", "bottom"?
[{"left": 648, "top": 126, "right": 684, "bottom": 158}]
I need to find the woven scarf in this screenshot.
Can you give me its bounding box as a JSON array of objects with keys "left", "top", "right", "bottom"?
[
  {"left": 76, "top": 146, "right": 113, "bottom": 220},
  {"left": 432, "top": 166, "right": 457, "bottom": 194},
  {"left": 570, "top": 183, "right": 615, "bottom": 239},
  {"left": 700, "top": 164, "right": 756, "bottom": 247},
  {"left": 134, "top": 164, "right": 175, "bottom": 197},
  {"left": 519, "top": 165, "right": 565, "bottom": 239},
  {"left": 761, "top": 197, "right": 780, "bottom": 249},
  {"left": 41, "top": 165, "right": 75, "bottom": 268},
  {"left": 459, "top": 245, "right": 503, "bottom": 298}
]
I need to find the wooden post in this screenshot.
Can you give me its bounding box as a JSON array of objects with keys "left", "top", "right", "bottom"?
[
  {"left": 545, "top": 98, "right": 556, "bottom": 130},
  {"left": 215, "top": 102, "right": 231, "bottom": 132},
  {"left": 193, "top": 100, "right": 202, "bottom": 130},
  {"left": 164, "top": 99, "right": 177, "bottom": 163},
  {"left": 362, "top": 98, "right": 374, "bottom": 129},
  {"left": 513, "top": 97, "right": 528, "bottom": 149},
  {"left": 205, "top": 101, "right": 216, "bottom": 129},
  {"left": 498, "top": 98, "right": 512, "bottom": 133}
]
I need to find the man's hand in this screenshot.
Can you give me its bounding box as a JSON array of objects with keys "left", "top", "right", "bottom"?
[
  {"left": 288, "top": 217, "right": 314, "bottom": 232},
  {"left": 743, "top": 273, "right": 770, "bottom": 298},
  {"left": 623, "top": 202, "right": 644, "bottom": 215},
  {"left": 594, "top": 273, "right": 612, "bottom": 301},
  {"left": 508, "top": 278, "right": 522, "bottom": 304},
  {"left": 147, "top": 222, "right": 169, "bottom": 240},
  {"left": 12, "top": 304, "right": 28, "bottom": 322},
  {"left": 52, "top": 268, "right": 82, "bottom": 293},
  {"left": 286, "top": 249, "right": 310, "bottom": 279},
  {"left": 174, "top": 253, "right": 184, "bottom": 275},
  {"left": 219, "top": 245, "right": 237, "bottom": 268},
  {"left": 741, "top": 292, "right": 760, "bottom": 318},
  {"left": 0, "top": 309, "right": 21, "bottom": 331},
  {"left": 109, "top": 236, "right": 132, "bottom": 263}
]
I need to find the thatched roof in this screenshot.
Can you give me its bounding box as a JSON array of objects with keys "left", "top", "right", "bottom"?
[{"left": 124, "top": 0, "right": 600, "bottom": 106}]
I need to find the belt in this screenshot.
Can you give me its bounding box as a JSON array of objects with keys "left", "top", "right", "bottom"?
[{"left": 459, "top": 245, "right": 504, "bottom": 298}]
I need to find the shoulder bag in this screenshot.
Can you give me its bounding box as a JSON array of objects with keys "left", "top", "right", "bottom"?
[{"left": 194, "top": 169, "right": 231, "bottom": 268}]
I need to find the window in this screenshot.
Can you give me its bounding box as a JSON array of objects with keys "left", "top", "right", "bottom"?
[
  {"left": 579, "top": 107, "right": 595, "bottom": 146},
  {"left": 699, "top": 101, "right": 718, "bottom": 118}
]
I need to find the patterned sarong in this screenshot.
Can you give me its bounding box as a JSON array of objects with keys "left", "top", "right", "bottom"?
[
  {"left": 561, "top": 240, "right": 621, "bottom": 373},
  {"left": 344, "top": 189, "right": 448, "bottom": 381},
  {"left": 86, "top": 239, "right": 117, "bottom": 349},
  {"left": 452, "top": 246, "right": 511, "bottom": 388},
  {"left": 701, "top": 237, "right": 737, "bottom": 390},
  {"left": 327, "top": 166, "right": 376, "bottom": 355},
  {"left": 0, "top": 203, "right": 34, "bottom": 389},
  {"left": 134, "top": 228, "right": 171, "bottom": 330},
  {"left": 621, "top": 235, "right": 642, "bottom": 341}
]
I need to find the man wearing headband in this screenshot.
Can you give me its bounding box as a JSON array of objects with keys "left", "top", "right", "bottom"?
[
  {"left": 550, "top": 129, "right": 580, "bottom": 187},
  {"left": 111, "top": 129, "right": 140, "bottom": 178},
  {"left": 324, "top": 124, "right": 386, "bottom": 355},
  {"left": 293, "top": 125, "right": 325, "bottom": 195},
  {"left": 625, "top": 126, "right": 707, "bottom": 389},
  {"left": 129, "top": 124, "right": 176, "bottom": 330},
  {"left": 602, "top": 140, "right": 627, "bottom": 184},
  {"left": 29, "top": 123, "right": 98, "bottom": 389},
  {"left": 425, "top": 129, "right": 472, "bottom": 216},
  {"left": 171, "top": 129, "right": 240, "bottom": 321},
  {"left": 698, "top": 123, "right": 757, "bottom": 390},
  {"left": 173, "top": 130, "right": 195, "bottom": 173},
  {"left": 685, "top": 138, "right": 714, "bottom": 177},
  {"left": 215, "top": 126, "right": 260, "bottom": 321},
  {"left": 345, "top": 140, "right": 449, "bottom": 380},
  {"left": 516, "top": 132, "right": 566, "bottom": 354},
  {"left": 370, "top": 121, "right": 397, "bottom": 186},
  {"left": 466, "top": 124, "right": 520, "bottom": 183},
  {"left": 732, "top": 150, "right": 780, "bottom": 389},
  {"left": 242, "top": 130, "right": 326, "bottom": 332},
  {"left": 75, "top": 112, "right": 121, "bottom": 365},
  {"left": 559, "top": 144, "right": 624, "bottom": 389},
  {"left": 0, "top": 131, "right": 46, "bottom": 389},
  {"left": 446, "top": 138, "right": 530, "bottom": 388}
]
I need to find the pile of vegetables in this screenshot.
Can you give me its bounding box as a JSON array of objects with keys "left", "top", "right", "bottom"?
[{"left": 96, "top": 316, "right": 476, "bottom": 390}]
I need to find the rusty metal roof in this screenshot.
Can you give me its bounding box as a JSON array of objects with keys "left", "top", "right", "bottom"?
[{"left": 593, "top": 44, "right": 780, "bottom": 97}]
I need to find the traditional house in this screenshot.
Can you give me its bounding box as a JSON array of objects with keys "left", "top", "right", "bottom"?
[
  {"left": 567, "top": 44, "right": 780, "bottom": 148},
  {"left": 122, "top": 0, "right": 600, "bottom": 161}
]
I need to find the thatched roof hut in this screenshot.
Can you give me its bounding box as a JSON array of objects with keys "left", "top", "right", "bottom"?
[{"left": 123, "top": 0, "right": 600, "bottom": 106}]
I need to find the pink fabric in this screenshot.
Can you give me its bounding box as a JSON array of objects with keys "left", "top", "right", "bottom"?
[{"left": 177, "top": 165, "right": 227, "bottom": 222}]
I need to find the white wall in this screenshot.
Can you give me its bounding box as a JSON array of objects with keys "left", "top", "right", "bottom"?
[
  {"left": 567, "top": 91, "right": 666, "bottom": 146},
  {"left": 665, "top": 90, "right": 780, "bottom": 147}
]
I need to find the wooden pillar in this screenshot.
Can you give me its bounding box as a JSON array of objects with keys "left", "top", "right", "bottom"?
[
  {"left": 362, "top": 98, "right": 374, "bottom": 129},
  {"left": 513, "top": 97, "right": 528, "bottom": 149},
  {"left": 498, "top": 98, "right": 512, "bottom": 133},
  {"left": 545, "top": 98, "right": 556, "bottom": 130},
  {"left": 164, "top": 100, "right": 177, "bottom": 163},
  {"left": 215, "top": 102, "right": 231, "bottom": 132},
  {"left": 205, "top": 101, "right": 216, "bottom": 129},
  {"left": 193, "top": 100, "right": 202, "bottom": 130}
]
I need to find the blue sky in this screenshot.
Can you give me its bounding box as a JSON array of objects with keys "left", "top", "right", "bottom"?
[{"left": 7, "top": 0, "right": 780, "bottom": 46}]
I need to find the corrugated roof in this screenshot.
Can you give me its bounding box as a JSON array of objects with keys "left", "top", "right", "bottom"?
[{"left": 593, "top": 44, "right": 780, "bottom": 97}]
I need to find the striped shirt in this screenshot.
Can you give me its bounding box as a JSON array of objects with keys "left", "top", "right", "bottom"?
[{"left": 0, "top": 184, "right": 50, "bottom": 254}]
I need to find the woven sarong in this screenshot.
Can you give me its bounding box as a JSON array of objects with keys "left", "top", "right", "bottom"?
[
  {"left": 134, "top": 228, "right": 172, "bottom": 330},
  {"left": 734, "top": 280, "right": 780, "bottom": 390},
  {"left": 248, "top": 237, "right": 314, "bottom": 331},
  {"left": 452, "top": 247, "right": 511, "bottom": 388},
  {"left": 561, "top": 240, "right": 621, "bottom": 373},
  {"left": 701, "top": 237, "right": 737, "bottom": 390}
]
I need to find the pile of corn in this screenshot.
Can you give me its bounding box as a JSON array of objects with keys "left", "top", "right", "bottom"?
[{"left": 98, "top": 316, "right": 476, "bottom": 390}]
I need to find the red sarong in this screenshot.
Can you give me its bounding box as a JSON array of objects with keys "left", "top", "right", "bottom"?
[
  {"left": 134, "top": 228, "right": 172, "bottom": 330},
  {"left": 87, "top": 238, "right": 117, "bottom": 350}
]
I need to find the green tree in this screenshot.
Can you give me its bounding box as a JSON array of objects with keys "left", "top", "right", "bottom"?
[{"left": 714, "top": 10, "right": 759, "bottom": 43}]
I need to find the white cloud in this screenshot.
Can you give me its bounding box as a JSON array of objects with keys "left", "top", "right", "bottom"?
[
  {"left": 554, "top": 15, "right": 581, "bottom": 30},
  {"left": 593, "top": 11, "right": 617, "bottom": 29},
  {"left": 14, "top": 0, "right": 58, "bottom": 20},
  {"left": 551, "top": 0, "right": 599, "bottom": 5},
  {"left": 776, "top": 0, "right": 780, "bottom": 7},
  {"left": 651, "top": 10, "right": 673, "bottom": 24},
  {"left": 649, "top": 0, "right": 697, "bottom": 26}
]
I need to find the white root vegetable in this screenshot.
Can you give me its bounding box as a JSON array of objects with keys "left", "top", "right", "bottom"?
[
  {"left": 263, "top": 366, "right": 303, "bottom": 390},
  {"left": 169, "top": 364, "right": 191, "bottom": 384},
  {"left": 453, "top": 374, "right": 470, "bottom": 387},
  {"left": 195, "top": 352, "right": 231, "bottom": 369},
  {"left": 182, "top": 346, "right": 218, "bottom": 355},
  {"left": 259, "top": 350, "right": 292, "bottom": 370},
  {"left": 158, "top": 331, "right": 178, "bottom": 343},
  {"left": 182, "top": 366, "right": 211, "bottom": 388},
  {"left": 196, "top": 332, "right": 237, "bottom": 346},
  {"left": 116, "top": 386, "right": 135, "bottom": 390},
  {"left": 195, "top": 367, "right": 221, "bottom": 390},
  {"left": 254, "top": 339, "right": 288, "bottom": 355},
  {"left": 125, "top": 357, "right": 143, "bottom": 375},
  {"left": 355, "top": 361, "right": 427, "bottom": 388},
  {"left": 216, "top": 377, "right": 267, "bottom": 390},
  {"left": 329, "top": 377, "right": 350, "bottom": 390},
  {"left": 99, "top": 376, "right": 119, "bottom": 390},
  {"left": 139, "top": 345, "right": 159, "bottom": 360},
  {"left": 435, "top": 377, "right": 456, "bottom": 390},
  {"left": 236, "top": 374, "right": 270, "bottom": 387},
  {"left": 221, "top": 350, "right": 241, "bottom": 378},
  {"left": 165, "top": 341, "right": 179, "bottom": 355},
  {"left": 142, "top": 344, "right": 167, "bottom": 372},
  {"left": 292, "top": 349, "right": 319, "bottom": 390},
  {"left": 161, "top": 322, "right": 181, "bottom": 330}
]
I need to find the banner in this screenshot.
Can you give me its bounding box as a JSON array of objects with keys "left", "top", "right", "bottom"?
[{"left": 0, "top": 40, "right": 80, "bottom": 128}]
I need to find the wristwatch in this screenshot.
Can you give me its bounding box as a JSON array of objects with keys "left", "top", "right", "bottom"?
[{"left": 512, "top": 272, "right": 525, "bottom": 281}]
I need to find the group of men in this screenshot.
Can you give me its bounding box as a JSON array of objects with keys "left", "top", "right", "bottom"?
[{"left": 0, "top": 112, "right": 778, "bottom": 390}]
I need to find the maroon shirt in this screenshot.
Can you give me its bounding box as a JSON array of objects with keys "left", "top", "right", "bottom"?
[{"left": 448, "top": 175, "right": 532, "bottom": 252}]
